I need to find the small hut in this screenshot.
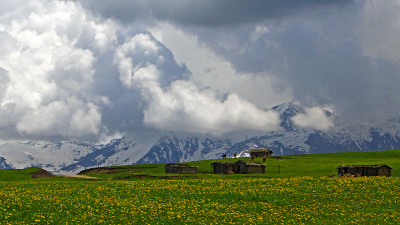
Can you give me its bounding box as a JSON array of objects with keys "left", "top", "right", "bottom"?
[
  {"left": 250, "top": 148, "right": 273, "bottom": 158},
  {"left": 234, "top": 160, "right": 266, "bottom": 174},
  {"left": 211, "top": 161, "right": 266, "bottom": 174},
  {"left": 337, "top": 165, "right": 392, "bottom": 177},
  {"left": 210, "top": 161, "right": 234, "bottom": 174},
  {"left": 165, "top": 163, "right": 198, "bottom": 174}
]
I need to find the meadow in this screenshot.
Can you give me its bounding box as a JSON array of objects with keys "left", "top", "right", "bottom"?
[
  {"left": 1, "top": 150, "right": 400, "bottom": 224},
  {"left": 1, "top": 177, "right": 400, "bottom": 224}
]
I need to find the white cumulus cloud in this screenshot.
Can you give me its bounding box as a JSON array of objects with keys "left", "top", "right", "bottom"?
[
  {"left": 16, "top": 97, "right": 101, "bottom": 137},
  {"left": 114, "top": 34, "right": 281, "bottom": 135},
  {"left": 291, "top": 107, "right": 334, "bottom": 131},
  {"left": 0, "top": 0, "right": 116, "bottom": 141}
]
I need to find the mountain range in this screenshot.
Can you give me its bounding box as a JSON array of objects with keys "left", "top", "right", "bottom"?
[{"left": 1, "top": 102, "right": 400, "bottom": 174}]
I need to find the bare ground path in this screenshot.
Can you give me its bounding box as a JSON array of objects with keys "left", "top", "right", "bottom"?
[{"left": 59, "top": 175, "right": 101, "bottom": 180}]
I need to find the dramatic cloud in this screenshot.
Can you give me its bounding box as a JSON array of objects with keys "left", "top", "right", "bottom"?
[
  {"left": 114, "top": 33, "right": 281, "bottom": 135},
  {"left": 0, "top": 1, "right": 113, "bottom": 141},
  {"left": 106, "top": 0, "right": 400, "bottom": 127},
  {"left": 0, "top": 0, "right": 285, "bottom": 142},
  {"left": 149, "top": 23, "right": 292, "bottom": 108}
]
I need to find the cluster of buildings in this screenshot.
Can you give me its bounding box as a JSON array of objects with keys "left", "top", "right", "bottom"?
[
  {"left": 165, "top": 148, "right": 272, "bottom": 175},
  {"left": 164, "top": 160, "right": 268, "bottom": 175},
  {"left": 164, "top": 147, "right": 393, "bottom": 177}
]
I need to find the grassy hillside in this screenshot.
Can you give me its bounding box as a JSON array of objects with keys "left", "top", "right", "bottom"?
[
  {"left": 0, "top": 167, "right": 42, "bottom": 181},
  {"left": 79, "top": 149, "right": 400, "bottom": 179}
]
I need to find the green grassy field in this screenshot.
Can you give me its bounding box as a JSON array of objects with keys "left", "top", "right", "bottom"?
[
  {"left": 1, "top": 150, "right": 400, "bottom": 224},
  {"left": 0, "top": 167, "right": 43, "bottom": 181}
]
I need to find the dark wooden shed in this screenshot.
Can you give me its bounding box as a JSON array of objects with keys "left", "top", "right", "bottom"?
[
  {"left": 250, "top": 148, "right": 273, "bottom": 158},
  {"left": 165, "top": 163, "right": 198, "bottom": 174},
  {"left": 234, "top": 160, "right": 266, "bottom": 174},
  {"left": 210, "top": 161, "right": 234, "bottom": 174},
  {"left": 211, "top": 161, "right": 266, "bottom": 174},
  {"left": 337, "top": 165, "right": 392, "bottom": 177}
]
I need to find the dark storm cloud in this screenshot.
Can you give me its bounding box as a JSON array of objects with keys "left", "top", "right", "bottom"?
[
  {"left": 79, "top": 0, "right": 353, "bottom": 26},
  {"left": 163, "top": 0, "right": 400, "bottom": 126}
]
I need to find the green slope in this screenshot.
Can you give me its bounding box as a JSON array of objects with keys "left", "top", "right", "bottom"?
[
  {"left": 79, "top": 149, "right": 400, "bottom": 179},
  {"left": 0, "top": 167, "right": 41, "bottom": 181}
]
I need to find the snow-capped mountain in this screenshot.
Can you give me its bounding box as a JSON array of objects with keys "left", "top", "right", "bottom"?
[
  {"left": 2, "top": 102, "right": 400, "bottom": 174},
  {"left": 58, "top": 135, "right": 155, "bottom": 174},
  {"left": 123, "top": 103, "right": 400, "bottom": 164},
  {"left": 0, "top": 141, "right": 98, "bottom": 173},
  {"left": 136, "top": 134, "right": 233, "bottom": 164},
  {"left": 57, "top": 134, "right": 233, "bottom": 174}
]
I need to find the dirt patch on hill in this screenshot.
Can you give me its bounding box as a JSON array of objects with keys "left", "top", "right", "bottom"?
[
  {"left": 78, "top": 167, "right": 157, "bottom": 175},
  {"left": 117, "top": 174, "right": 196, "bottom": 180},
  {"left": 30, "top": 168, "right": 53, "bottom": 178},
  {"left": 59, "top": 175, "right": 101, "bottom": 180},
  {"left": 78, "top": 168, "right": 120, "bottom": 175}
]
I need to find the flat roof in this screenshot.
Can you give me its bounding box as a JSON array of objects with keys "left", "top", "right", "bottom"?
[{"left": 337, "top": 164, "right": 392, "bottom": 169}]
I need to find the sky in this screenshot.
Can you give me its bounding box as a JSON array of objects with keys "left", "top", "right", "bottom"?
[{"left": 0, "top": 0, "right": 400, "bottom": 143}]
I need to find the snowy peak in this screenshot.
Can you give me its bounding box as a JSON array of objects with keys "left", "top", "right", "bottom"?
[
  {"left": 272, "top": 102, "right": 305, "bottom": 131},
  {"left": 272, "top": 102, "right": 304, "bottom": 114}
]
